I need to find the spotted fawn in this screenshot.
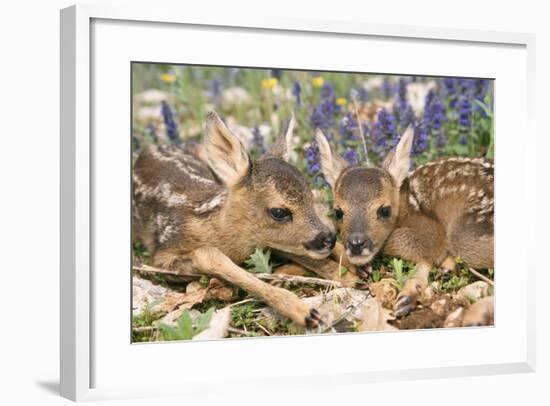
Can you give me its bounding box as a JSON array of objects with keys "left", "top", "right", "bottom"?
[
  {"left": 133, "top": 111, "right": 342, "bottom": 327},
  {"left": 316, "top": 127, "right": 494, "bottom": 325}
]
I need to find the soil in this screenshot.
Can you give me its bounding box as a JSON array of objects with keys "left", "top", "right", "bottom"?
[{"left": 391, "top": 294, "right": 462, "bottom": 330}]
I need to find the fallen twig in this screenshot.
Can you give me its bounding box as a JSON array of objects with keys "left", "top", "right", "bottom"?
[
  {"left": 133, "top": 264, "right": 198, "bottom": 277},
  {"left": 133, "top": 325, "right": 156, "bottom": 332},
  {"left": 133, "top": 265, "right": 341, "bottom": 288},
  {"left": 228, "top": 327, "right": 256, "bottom": 337},
  {"left": 254, "top": 321, "right": 272, "bottom": 336},
  {"left": 254, "top": 272, "right": 342, "bottom": 288},
  {"left": 468, "top": 267, "right": 495, "bottom": 287}
]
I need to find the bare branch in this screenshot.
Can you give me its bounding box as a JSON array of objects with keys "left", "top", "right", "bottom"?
[{"left": 467, "top": 267, "right": 494, "bottom": 286}]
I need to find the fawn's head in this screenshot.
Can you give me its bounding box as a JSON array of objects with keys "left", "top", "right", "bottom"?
[
  {"left": 316, "top": 127, "right": 414, "bottom": 265},
  {"left": 203, "top": 111, "right": 336, "bottom": 259}
]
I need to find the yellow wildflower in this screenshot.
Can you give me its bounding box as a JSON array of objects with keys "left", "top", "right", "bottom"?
[
  {"left": 336, "top": 97, "right": 347, "bottom": 106},
  {"left": 261, "top": 77, "right": 278, "bottom": 89},
  {"left": 161, "top": 72, "right": 176, "bottom": 83},
  {"left": 312, "top": 76, "right": 324, "bottom": 88}
]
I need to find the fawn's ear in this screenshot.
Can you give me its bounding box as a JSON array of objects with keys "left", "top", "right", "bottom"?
[
  {"left": 204, "top": 111, "right": 250, "bottom": 187},
  {"left": 382, "top": 126, "right": 413, "bottom": 186},
  {"left": 315, "top": 129, "right": 348, "bottom": 188},
  {"left": 269, "top": 114, "right": 295, "bottom": 162}
]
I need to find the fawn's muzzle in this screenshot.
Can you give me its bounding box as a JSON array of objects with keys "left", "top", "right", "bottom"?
[
  {"left": 303, "top": 231, "right": 336, "bottom": 254},
  {"left": 347, "top": 233, "right": 373, "bottom": 256}
]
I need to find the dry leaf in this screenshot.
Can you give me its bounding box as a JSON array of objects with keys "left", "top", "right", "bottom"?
[
  {"left": 358, "top": 297, "right": 398, "bottom": 331},
  {"left": 430, "top": 298, "right": 449, "bottom": 316},
  {"left": 422, "top": 281, "right": 440, "bottom": 302},
  {"left": 456, "top": 281, "right": 490, "bottom": 302},
  {"left": 193, "top": 306, "right": 231, "bottom": 340},
  {"left": 274, "top": 264, "right": 307, "bottom": 277},
  {"left": 158, "top": 306, "right": 201, "bottom": 327},
  {"left": 369, "top": 278, "right": 398, "bottom": 307},
  {"left": 462, "top": 296, "right": 494, "bottom": 326},
  {"left": 302, "top": 288, "right": 371, "bottom": 327},
  {"left": 132, "top": 276, "right": 168, "bottom": 316},
  {"left": 261, "top": 288, "right": 370, "bottom": 327},
  {"left": 207, "top": 278, "right": 235, "bottom": 301},
  {"left": 444, "top": 307, "right": 465, "bottom": 328},
  {"left": 152, "top": 288, "right": 208, "bottom": 314}
]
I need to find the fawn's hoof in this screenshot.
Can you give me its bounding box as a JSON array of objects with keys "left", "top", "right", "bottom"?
[
  {"left": 356, "top": 265, "right": 371, "bottom": 280},
  {"left": 305, "top": 308, "right": 322, "bottom": 328},
  {"left": 393, "top": 294, "right": 415, "bottom": 318}
]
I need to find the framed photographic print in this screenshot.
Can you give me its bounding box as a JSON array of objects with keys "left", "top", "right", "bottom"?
[{"left": 60, "top": 4, "right": 536, "bottom": 402}]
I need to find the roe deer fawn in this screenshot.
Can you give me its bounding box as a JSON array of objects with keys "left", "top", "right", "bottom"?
[
  {"left": 316, "top": 127, "right": 494, "bottom": 325},
  {"left": 133, "top": 111, "right": 337, "bottom": 327}
]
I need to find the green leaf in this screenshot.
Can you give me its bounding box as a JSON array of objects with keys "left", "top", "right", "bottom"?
[
  {"left": 159, "top": 323, "right": 178, "bottom": 341},
  {"left": 195, "top": 306, "right": 216, "bottom": 333},
  {"left": 177, "top": 310, "right": 194, "bottom": 340},
  {"left": 244, "top": 247, "right": 273, "bottom": 274},
  {"left": 473, "top": 99, "right": 492, "bottom": 118}
]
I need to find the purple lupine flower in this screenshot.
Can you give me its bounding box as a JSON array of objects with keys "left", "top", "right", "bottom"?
[
  {"left": 252, "top": 126, "right": 266, "bottom": 154},
  {"left": 343, "top": 148, "right": 359, "bottom": 165},
  {"left": 292, "top": 81, "right": 301, "bottom": 106},
  {"left": 424, "top": 92, "right": 446, "bottom": 131},
  {"left": 443, "top": 78, "right": 456, "bottom": 95},
  {"left": 372, "top": 108, "right": 398, "bottom": 157},
  {"left": 381, "top": 78, "right": 394, "bottom": 99},
  {"left": 412, "top": 120, "right": 428, "bottom": 154},
  {"left": 443, "top": 78, "right": 458, "bottom": 108},
  {"left": 145, "top": 123, "right": 158, "bottom": 143},
  {"left": 271, "top": 69, "right": 282, "bottom": 80},
  {"left": 458, "top": 96, "right": 471, "bottom": 145},
  {"left": 310, "top": 82, "right": 336, "bottom": 136},
  {"left": 472, "top": 79, "right": 490, "bottom": 117},
  {"left": 393, "top": 79, "right": 416, "bottom": 130},
  {"left": 209, "top": 78, "right": 222, "bottom": 105},
  {"left": 161, "top": 100, "right": 179, "bottom": 144},
  {"left": 320, "top": 82, "right": 335, "bottom": 100},
  {"left": 310, "top": 99, "right": 335, "bottom": 133},
  {"left": 305, "top": 142, "right": 321, "bottom": 175},
  {"left": 423, "top": 91, "right": 447, "bottom": 148},
  {"left": 304, "top": 141, "right": 327, "bottom": 187},
  {"left": 338, "top": 114, "right": 357, "bottom": 143},
  {"left": 338, "top": 114, "right": 363, "bottom": 163},
  {"left": 396, "top": 79, "right": 408, "bottom": 110},
  {"left": 458, "top": 96, "right": 471, "bottom": 127},
  {"left": 358, "top": 87, "right": 369, "bottom": 102}
]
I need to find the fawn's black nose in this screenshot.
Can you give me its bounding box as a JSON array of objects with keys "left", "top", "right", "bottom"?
[
  {"left": 304, "top": 231, "right": 336, "bottom": 252},
  {"left": 347, "top": 232, "right": 369, "bottom": 256}
]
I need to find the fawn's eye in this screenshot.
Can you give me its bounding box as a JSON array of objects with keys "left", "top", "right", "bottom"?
[
  {"left": 333, "top": 208, "right": 344, "bottom": 221},
  {"left": 377, "top": 205, "right": 392, "bottom": 219},
  {"left": 269, "top": 208, "right": 292, "bottom": 223}
]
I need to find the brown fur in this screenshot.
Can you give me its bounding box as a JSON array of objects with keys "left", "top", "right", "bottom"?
[
  {"left": 133, "top": 111, "right": 334, "bottom": 327},
  {"left": 317, "top": 127, "right": 494, "bottom": 323}
]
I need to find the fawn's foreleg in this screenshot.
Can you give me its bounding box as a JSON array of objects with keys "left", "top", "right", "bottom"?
[
  {"left": 280, "top": 248, "right": 359, "bottom": 288},
  {"left": 382, "top": 222, "right": 449, "bottom": 317},
  {"left": 191, "top": 247, "right": 321, "bottom": 328}
]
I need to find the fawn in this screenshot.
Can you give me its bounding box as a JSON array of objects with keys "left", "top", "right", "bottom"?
[
  {"left": 133, "top": 111, "right": 339, "bottom": 327},
  {"left": 316, "top": 127, "right": 494, "bottom": 325}
]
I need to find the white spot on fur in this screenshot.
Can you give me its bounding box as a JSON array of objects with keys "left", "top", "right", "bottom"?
[
  {"left": 193, "top": 192, "right": 227, "bottom": 214},
  {"left": 151, "top": 147, "right": 215, "bottom": 185},
  {"left": 136, "top": 180, "right": 188, "bottom": 208},
  {"left": 408, "top": 194, "right": 420, "bottom": 210}
]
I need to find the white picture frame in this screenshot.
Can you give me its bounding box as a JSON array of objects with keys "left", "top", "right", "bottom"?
[{"left": 60, "top": 4, "right": 536, "bottom": 402}]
